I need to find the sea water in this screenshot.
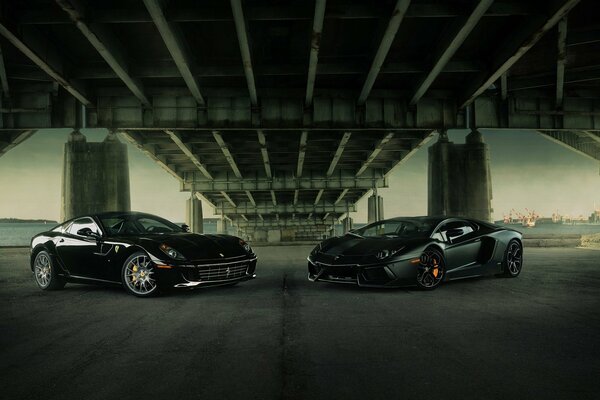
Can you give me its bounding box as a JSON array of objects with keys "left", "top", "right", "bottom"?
[{"left": 2, "top": 221, "right": 600, "bottom": 247}]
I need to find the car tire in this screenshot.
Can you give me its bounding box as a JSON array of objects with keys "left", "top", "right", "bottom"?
[
  {"left": 121, "top": 251, "right": 160, "bottom": 297},
  {"left": 503, "top": 239, "right": 523, "bottom": 278},
  {"left": 33, "top": 250, "right": 66, "bottom": 290},
  {"left": 416, "top": 247, "right": 445, "bottom": 290}
]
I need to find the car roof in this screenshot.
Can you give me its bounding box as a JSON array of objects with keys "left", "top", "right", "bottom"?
[
  {"left": 91, "top": 211, "right": 160, "bottom": 218},
  {"left": 382, "top": 216, "right": 448, "bottom": 225}
]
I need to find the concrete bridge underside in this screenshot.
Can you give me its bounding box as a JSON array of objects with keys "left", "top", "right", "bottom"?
[{"left": 1, "top": 0, "right": 600, "bottom": 239}]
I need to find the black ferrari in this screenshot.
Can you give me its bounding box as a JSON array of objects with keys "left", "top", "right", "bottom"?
[
  {"left": 30, "top": 211, "right": 257, "bottom": 297},
  {"left": 307, "top": 216, "right": 523, "bottom": 290}
]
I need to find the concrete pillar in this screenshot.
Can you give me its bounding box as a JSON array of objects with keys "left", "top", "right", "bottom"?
[
  {"left": 428, "top": 129, "right": 493, "bottom": 221},
  {"left": 367, "top": 195, "right": 384, "bottom": 223},
  {"left": 61, "top": 130, "right": 130, "bottom": 221},
  {"left": 267, "top": 229, "right": 282, "bottom": 242},
  {"left": 185, "top": 195, "right": 203, "bottom": 233},
  {"left": 217, "top": 218, "right": 229, "bottom": 234},
  {"left": 253, "top": 229, "right": 267, "bottom": 242},
  {"left": 342, "top": 217, "right": 353, "bottom": 232}
]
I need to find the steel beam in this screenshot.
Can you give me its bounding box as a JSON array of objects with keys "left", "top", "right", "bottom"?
[
  {"left": 0, "top": 23, "right": 92, "bottom": 106},
  {"left": 582, "top": 131, "right": 600, "bottom": 144},
  {"left": 357, "top": 0, "right": 411, "bottom": 105},
  {"left": 230, "top": 0, "right": 258, "bottom": 106},
  {"left": 165, "top": 130, "right": 213, "bottom": 179},
  {"left": 296, "top": 131, "right": 308, "bottom": 177},
  {"left": 235, "top": 221, "right": 333, "bottom": 229},
  {"left": 409, "top": 0, "right": 493, "bottom": 105},
  {"left": 327, "top": 132, "right": 352, "bottom": 176},
  {"left": 18, "top": 3, "right": 532, "bottom": 24},
  {"left": 537, "top": 130, "right": 600, "bottom": 161},
  {"left": 556, "top": 17, "right": 568, "bottom": 109},
  {"left": 67, "top": 60, "right": 481, "bottom": 80},
  {"left": 460, "top": 0, "right": 581, "bottom": 108},
  {"left": 270, "top": 191, "right": 277, "bottom": 206},
  {"left": 119, "top": 131, "right": 182, "bottom": 181},
  {"left": 314, "top": 189, "right": 324, "bottom": 205},
  {"left": 55, "top": 0, "right": 151, "bottom": 108},
  {"left": 257, "top": 130, "right": 272, "bottom": 178},
  {"left": 142, "top": 0, "right": 205, "bottom": 105},
  {"left": 509, "top": 68, "right": 600, "bottom": 91},
  {"left": 0, "top": 130, "right": 36, "bottom": 158},
  {"left": 0, "top": 44, "right": 9, "bottom": 98},
  {"left": 334, "top": 189, "right": 349, "bottom": 205},
  {"left": 245, "top": 190, "right": 256, "bottom": 206},
  {"left": 183, "top": 172, "right": 386, "bottom": 192},
  {"left": 305, "top": 0, "right": 326, "bottom": 108},
  {"left": 220, "top": 191, "right": 237, "bottom": 207},
  {"left": 215, "top": 202, "right": 355, "bottom": 215},
  {"left": 213, "top": 131, "right": 243, "bottom": 178},
  {"left": 356, "top": 132, "right": 394, "bottom": 176},
  {"left": 194, "top": 191, "right": 217, "bottom": 210}
]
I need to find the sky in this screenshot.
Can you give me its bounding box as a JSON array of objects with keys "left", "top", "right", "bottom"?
[{"left": 0, "top": 128, "right": 598, "bottom": 223}]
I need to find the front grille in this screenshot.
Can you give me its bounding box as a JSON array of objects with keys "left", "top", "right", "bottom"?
[
  {"left": 182, "top": 262, "right": 249, "bottom": 282},
  {"left": 321, "top": 265, "right": 357, "bottom": 279}
]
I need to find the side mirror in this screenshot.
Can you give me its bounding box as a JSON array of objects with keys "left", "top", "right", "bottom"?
[
  {"left": 181, "top": 224, "right": 190, "bottom": 232},
  {"left": 446, "top": 228, "right": 464, "bottom": 239},
  {"left": 77, "top": 227, "right": 100, "bottom": 239}
]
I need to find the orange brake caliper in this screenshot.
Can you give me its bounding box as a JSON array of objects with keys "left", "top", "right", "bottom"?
[{"left": 432, "top": 259, "right": 439, "bottom": 278}]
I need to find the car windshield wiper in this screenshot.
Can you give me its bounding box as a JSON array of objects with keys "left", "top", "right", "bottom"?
[{"left": 346, "top": 231, "right": 363, "bottom": 239}]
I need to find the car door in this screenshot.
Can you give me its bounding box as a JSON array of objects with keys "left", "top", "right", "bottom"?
[
  {"left": 55, "top": 217, "right": 104, "bottom": 279},
  {"left": 437, "top": 220, "right": 483, "bottom": 278}
]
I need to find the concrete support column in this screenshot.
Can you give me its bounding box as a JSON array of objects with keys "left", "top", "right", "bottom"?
[
  {"left": 328, "top": 226, "right": 336, "bottom": 237},
  {"left": 185, "top": 194, "right": 203, "bottom": 233},
  {"left": 61, "top": 130, "right": 130, "bottom": 221},
  {"left": 217, "top": 218, "right": 229, "bottom": 234},
  {"left": 428, "top": 129, "right": 493, "bottom": 221},
  {"left": 367, "top": 195, "right": 384, "bottom": 223},
  {"left": 342, "top": 217, "right": 353, "bottom": 232},
  {"left": 267, "top": 229, "right": 282, "bottom": 242},
  {"left": 253, "top": 229, "right": 267, "bottom": 242}
]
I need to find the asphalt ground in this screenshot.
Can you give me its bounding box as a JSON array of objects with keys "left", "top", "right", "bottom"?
[{"left": 0, "top": 246, "right": 599, "bottom": 400}]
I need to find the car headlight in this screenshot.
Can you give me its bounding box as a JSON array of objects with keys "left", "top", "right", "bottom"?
[
  {"left": 375, "top": 247, "right": 405, "bottom": 260},
  {"left": 310, "top": 243, "right": 322, "bottom": 256},
  {"left": 239, "top": 239, "right": 252, "bottom": 254},
  {"left": 159, "top": 243, "right": 186, "bottom": 260}
]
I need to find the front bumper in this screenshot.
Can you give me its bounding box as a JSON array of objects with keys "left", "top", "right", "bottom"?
[
  {"left": 307, "top": 256, "right": 417, "bottom": 288},
  {"left": 156, "top": 256, "right": 257, "bottom": 288}
]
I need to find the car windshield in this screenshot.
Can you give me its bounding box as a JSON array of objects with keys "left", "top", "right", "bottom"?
[
  {"left": 352, "top": 219, "right": 435, "bottom": 239},
  {"left": 99, "top": 214, "right": 183, "bottom": 236}
]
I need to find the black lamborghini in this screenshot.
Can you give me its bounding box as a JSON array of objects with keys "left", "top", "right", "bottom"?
[
  {"left": 30, "top": 211, "right": 257, "bottom": 297},
  {"left": 307, "top": 216, "right": 523, "bottom": 290}
]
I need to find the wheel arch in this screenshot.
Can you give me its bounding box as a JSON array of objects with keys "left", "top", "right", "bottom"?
[
  {"left": 30, "top": 242, "right": 56, "bottom": 271},
  {"left": 424, "top": 243, "right": 445, "bottom": 259}
]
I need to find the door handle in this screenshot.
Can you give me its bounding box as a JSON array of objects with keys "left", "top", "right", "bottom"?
[{"left": 59, "top": 238, "right": 64, "bottom": 243}]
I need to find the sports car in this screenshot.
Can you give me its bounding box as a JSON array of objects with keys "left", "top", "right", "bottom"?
[
  {"left": 307, "top": 216, "right": 523, "bottom": 290},
  {"left": 30, "top": 211, "right": 257, "bottom": 297}
]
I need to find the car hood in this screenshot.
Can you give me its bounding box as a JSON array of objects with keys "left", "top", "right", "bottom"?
[
  {"left": 316, "top": 235, "right": 428, "bottom": 264},
  {"left": 117, "top": 233, "right": 248, "bottom": 261}
]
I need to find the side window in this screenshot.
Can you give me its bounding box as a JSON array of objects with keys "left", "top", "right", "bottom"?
[
  {"left": 138, "top": 218, "right": 175, "bottom": 233},
  {"left": 67, "top": 218, "right": 101, "bottom": 237},
  {"left": 435, "top": 220, "right": 476, "bottom": 242}
]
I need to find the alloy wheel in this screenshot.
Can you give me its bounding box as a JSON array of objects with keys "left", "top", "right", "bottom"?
[
  {"left": 124, "top": 254, "right": 157, "bottom": 295},
  {"left": 34, "top": 253, "right": 52, "bottom": 288},
  {"left": 417, "top": 249, "right": 444, "bottom": 289},
  {"left": 506, "top": 241, "right": 522, "bottom": 276}
]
